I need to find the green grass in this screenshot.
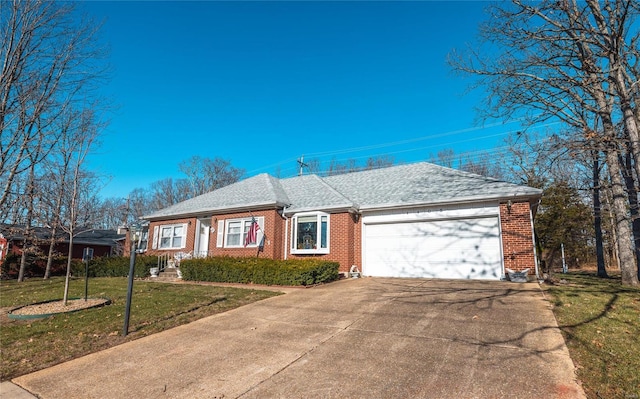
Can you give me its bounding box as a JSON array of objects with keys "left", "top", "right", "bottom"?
[
  {"left": 0, "top": 277, "right": 280, "bottom": 381},
  {"left": 544, "top": 271, "right": 640, "bottom": 399}
]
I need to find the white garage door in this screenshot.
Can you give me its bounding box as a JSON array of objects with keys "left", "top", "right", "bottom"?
[{"left": 363, "top": 217, "right": 503, "bottom": 280}]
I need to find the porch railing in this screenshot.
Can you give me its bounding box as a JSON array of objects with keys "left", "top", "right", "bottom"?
[
  {"left": 157, "top": 251, "right": 203, "bottom": 272},
  {"left": 193, "top": 250, "right": 216, "bottom": 258},
  {"left": 157, "top": 250, "right": 220, "bottom": 273},
  {"left": 157, "top": 253, "right": 169, "bottom": 272}
]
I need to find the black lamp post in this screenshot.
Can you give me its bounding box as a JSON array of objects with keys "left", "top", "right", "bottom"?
[{"left": 123, "top": 222, "right": 141, "bottom": 336}]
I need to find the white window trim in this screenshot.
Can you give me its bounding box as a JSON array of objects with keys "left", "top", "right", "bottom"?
[
  {"left": 137, "top": 229, "right": 149, "bottom": 253},
  {"left": 291, "top": 211, "right": 330, "bottom": 255},
  {"left": 158, "top": 223, "right": 188, "bottom": 250},
  {"left": 223, "top": 217, "right": 264, "bottom": 248}
]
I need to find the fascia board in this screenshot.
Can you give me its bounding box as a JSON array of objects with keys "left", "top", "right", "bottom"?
[
  {"left": 142, "top": 202, "right": 285, "bottom": 221},
  {"left": 358, "top": 193, "right": 542, "bottom": 213},
  {"left": 282, "top": 204, "right": 359, "bottom": 216}
]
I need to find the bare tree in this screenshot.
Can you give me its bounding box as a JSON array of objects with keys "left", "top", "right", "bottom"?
[
  {"left": 16, "top": 139, "right": 40, "bottom": 281},
  {"left": 459, "top": 152, "right": 505, "bottom": 180},
  {"left": 148, "top": 178, "right": 188, "bottom": 211},
  {"left": 324, "top": 156, "right": 394, "bottom": 176},
  {"left": 591, "top": 150, "right": 608, "bottom": 277},
  {"left": 60, "top": 108, "right": 100, "bottom": 304},
  {"left": 364, "top": 155, "right": 395, "bottom": 170},
  {"left": 1, "top": 1, "right": 106, "bottom": 213},
  {"left": 40, "top": 108, "right": 75, "bottom": 279},
  {"left": 429, "top": 149, "right": 455, "bottom": 168},
  {"left": 94, "top": 197, "right": 128, "bottom": 230},
  {"left": 127, "top": 188, "right": 151, "bottom": 221},
  {"left": 178, "top": 156, "right": 244, "bottom": 198},
  {"left": 449, "top": 0, "right": 640, "bottom": 285},
  {"left": 303, "top": 158, "right": 322, "bottom": 174},
  {"left": 326, "top": 158, "right": 358, "bottom": 176}
]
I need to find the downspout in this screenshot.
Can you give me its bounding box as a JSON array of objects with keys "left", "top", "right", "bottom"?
[
  {"left": 530, "top": 200, "right": 541, "bottom": 280},
  {"left": 282, "top": 205, "right": 289, "bottom": 260}
]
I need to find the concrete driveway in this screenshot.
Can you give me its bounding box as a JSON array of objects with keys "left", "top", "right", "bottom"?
[{"left": 10, "top": 278, "right": 584, "bottom": 398}]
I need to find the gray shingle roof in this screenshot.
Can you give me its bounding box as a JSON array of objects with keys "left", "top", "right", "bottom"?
[
  {"left": 280, "top": 174, "right": 355, "bottom": 213},
  {"left": 143, "top": 174, "right": 290, "bottom": 219},
  {"left": 143, "top": 162, "right": 542, "bottom": 220},
  {"left": 323, "top": 162, "right": 542, "bottom": 210}
]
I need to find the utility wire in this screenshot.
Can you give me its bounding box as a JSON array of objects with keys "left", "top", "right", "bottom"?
[{"left": 269, "top": 123, "right": 558, "bottom": 178}]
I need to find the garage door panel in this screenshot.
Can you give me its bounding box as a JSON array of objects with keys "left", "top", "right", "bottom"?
[{"left": 364, "top": 217, "right": 502, "bottom": 280}]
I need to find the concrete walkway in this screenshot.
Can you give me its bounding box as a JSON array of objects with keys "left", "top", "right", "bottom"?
[{"left": 8, "top": 278, "right": 584, "bottom": 398}]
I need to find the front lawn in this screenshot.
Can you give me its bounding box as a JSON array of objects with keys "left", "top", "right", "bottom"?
[
  {"left": 544, "top": 272, "right": 640, "bottom": 399},
  {"left": 0, "top": 277, "right": 280, "bottom": 381}
]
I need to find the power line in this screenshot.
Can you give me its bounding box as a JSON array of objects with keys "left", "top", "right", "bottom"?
[{"left": 246, "top": 121, "right": 560, "bottom": 177}]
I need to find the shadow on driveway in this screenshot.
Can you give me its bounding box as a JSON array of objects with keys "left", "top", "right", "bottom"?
[{"left": 12, "top": 278, "right": 585, "bottom": 399}]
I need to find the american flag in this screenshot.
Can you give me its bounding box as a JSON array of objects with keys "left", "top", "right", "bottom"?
[{"left": 244, "top": 217, "right": 259, "bottom": 247}]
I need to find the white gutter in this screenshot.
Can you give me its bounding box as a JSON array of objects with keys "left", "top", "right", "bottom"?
[
  {"left": 281, "top": 205, "right": 359, "bottom": 217},
  {"left": 282, "top": 205, "right": 289, "bottom": 260},
  {"left": 357, "top": 193, "right": 542, "bottom": 213},
  {"left": 530, "top": 203, "right": 541, "bottom": 280},
  {"left": 143, "top": 202, "right": 288, "bottom": 222}
]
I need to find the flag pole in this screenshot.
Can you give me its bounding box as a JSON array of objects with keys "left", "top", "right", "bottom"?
[{"left": 247, "top": 212, "right": 265, "bottom": 258}]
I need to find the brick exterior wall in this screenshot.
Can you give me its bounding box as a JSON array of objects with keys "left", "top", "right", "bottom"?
[
  {"left": 143, "top": 217, "right": 198, "bottom": 258},
  {"left": 138, "top": 202, "right": 537, "bottom": 278},
  {"left": 140, "top": 210, "right": 361, "bottom": 274},
  {"left": 287, "top": 212, "right": 360, "bottom": 274},
  {"left": 211, "top": 210, "right": 283, "bottom": 259},
  {"left": 500, "top": 201, "right": 537, "bottom": 274}
]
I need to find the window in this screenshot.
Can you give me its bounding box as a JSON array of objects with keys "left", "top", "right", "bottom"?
[
  {"left": 224, "top": 217, "right": 263, "bottom": 248},
  {"left": 137, "top": 229, "right": 149, "bottom": 252},
  {"left": 291, "top": 212, "right": 329, "bottom": 254},
  {"left": 158, "top": 224, "right": 187, "bottom": 249}
]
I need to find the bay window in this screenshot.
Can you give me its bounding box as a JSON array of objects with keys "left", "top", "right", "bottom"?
[{"left": 291, "top": 212, "right": 329, "bottom": 254}]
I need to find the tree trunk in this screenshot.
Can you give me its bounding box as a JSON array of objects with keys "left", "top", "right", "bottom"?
[
  {"left": 18, "top": 245, "right": 28, "bottom": 282},
  {"left": 44, "top": 225, "right": 57, "bottom": 279},
  {"left": 17, "top": 162, "right": 37, "bottom": 282},
  {"left": 605, "top": 147, "right": 639, "bottom": 286},
  {"left": 62, "top": 232, "right": 73, "bottom": 305},
  {"left": 621, "top": 151, "right": 640, "bottom": 272},
  {"left": 593, "top": 151, "right": 607, "bottom": 278},
  {"left": 603, "top": 188, "right": 621, "bottom": 270}
]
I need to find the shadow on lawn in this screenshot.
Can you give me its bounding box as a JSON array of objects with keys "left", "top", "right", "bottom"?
[{"left": 354, "top": 274, "right": 636, "bottom": 367}]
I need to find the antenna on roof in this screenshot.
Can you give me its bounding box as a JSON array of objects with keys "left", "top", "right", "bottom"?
[{"left": 297, "top": 155, "right": 308, "bottom": 176}]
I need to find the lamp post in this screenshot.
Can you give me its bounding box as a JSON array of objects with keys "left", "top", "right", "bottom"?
[{"left": 123, "top": 222, "right": 141, "bottom": 336}]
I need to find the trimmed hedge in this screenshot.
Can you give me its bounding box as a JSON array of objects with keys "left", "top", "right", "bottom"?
[
  {"left": 180, "top": 256, "right": 340, "bottom": 286},
  {"left": 71, "top": 255, "right": 156, "bottom": 278},
  {"left": 1, "top": 253, "right": 75, "bottom": 279}
]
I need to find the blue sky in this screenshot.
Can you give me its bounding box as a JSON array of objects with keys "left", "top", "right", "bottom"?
[{"left": 81, "top": 1, "right": 531, "bottom": 199}]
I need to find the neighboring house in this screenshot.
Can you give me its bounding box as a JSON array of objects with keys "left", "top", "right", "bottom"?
[
  {"left": 0, "top": 224, "right": 125, "bottom": 260},
  {"left": 0, "top": 233, "right": 7, "bottom": 262},
  {"left": 138, "top": 162, "right": 542, "bottom": 280}
]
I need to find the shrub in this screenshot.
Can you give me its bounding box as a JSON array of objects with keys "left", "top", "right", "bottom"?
[
  {"left": 72, "top": 255, "right": 155, "bottom": 278},
  {"left": 180, "top": 256, "right": 339, "bottom": 286},
  {"left": 1, "top": 253, "right": 77, "bottom": 280}
]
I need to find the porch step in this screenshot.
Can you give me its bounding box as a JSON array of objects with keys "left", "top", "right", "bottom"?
[{"left": 153, "top": 267, "right": 181, "bottom": 282}]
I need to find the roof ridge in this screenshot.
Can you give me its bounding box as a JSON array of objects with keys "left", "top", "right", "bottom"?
[
  {"left": 308, "top": 174, "right": 358, "bottom": 208},
  {"left": 422, "top": 162, "right": 510, "bottom": 183},
  {"left": 263, "top": 174, "right": 291, "bottom": 204}
]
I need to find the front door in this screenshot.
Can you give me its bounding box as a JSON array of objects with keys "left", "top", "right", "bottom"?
[{"left": 195, "top": 218, "right": 211, "bottom": 257}]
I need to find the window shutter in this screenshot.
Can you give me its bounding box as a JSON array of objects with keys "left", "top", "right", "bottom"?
[
  {"left": 152, "top": 226, "right": 159, "bottom": 249},
  {"left": 216, "top": 220, "right": 224, "bottom": 248},
  {"left": 181, "top": 223, "right": 188, "bottom": 248},
  {"left": 258, "top": 217, "right": 265, "bottom": 244}
]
